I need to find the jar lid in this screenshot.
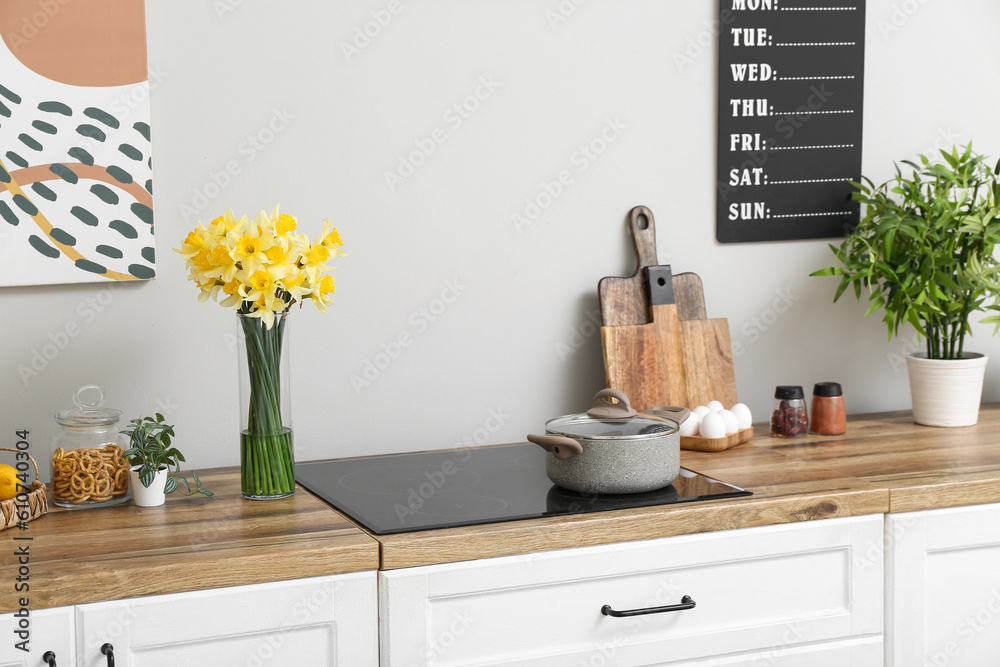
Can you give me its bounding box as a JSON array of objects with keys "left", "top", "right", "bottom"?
[
  {"left": 813, "top": 382, "right": 843, "bottom": 397},
  {"left": 774, "top": 385, "right": 805, "bottom": 400},
  {"left": 55, "top": 385, "right": 121, "bottom": 427}
]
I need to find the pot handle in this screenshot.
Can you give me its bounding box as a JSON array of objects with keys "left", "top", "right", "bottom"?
[
  {"left": 527, "top": 434, "right": 583, "bottom": 460},
  {"left": 646, "top": 405, "right": 691, "bottom": 426},
  {"left": 587, "top": 389, "right": 637, "bottom": 419}
]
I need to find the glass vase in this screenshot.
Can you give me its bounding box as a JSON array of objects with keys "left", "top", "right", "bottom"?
[{"left": 237, "top": 311, "right": 295, "bottom": 499}]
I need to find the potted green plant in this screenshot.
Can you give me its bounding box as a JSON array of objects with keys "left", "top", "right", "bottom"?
[
  {"left": 812, "top": 144, "right": 1000, "bottom": 426},
  {"left": 122, "top": 413, "right": 213, "bottom": 506}
]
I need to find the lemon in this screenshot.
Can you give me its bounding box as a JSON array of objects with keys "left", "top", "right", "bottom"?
[{"left": 0, "top": 464, "right": 21, "bottom": 501}]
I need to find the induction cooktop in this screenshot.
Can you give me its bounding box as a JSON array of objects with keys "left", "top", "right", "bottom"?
[{"left": 295, "top": 443, "right": 751, "bottom": 535}]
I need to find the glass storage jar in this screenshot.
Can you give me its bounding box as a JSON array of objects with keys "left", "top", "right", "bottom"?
[
  {"left": 50, "top": 385, "right": 131, "bottom": 508},
  {"left": 771, "top": 385, "right": 808, "bottom": 438}
]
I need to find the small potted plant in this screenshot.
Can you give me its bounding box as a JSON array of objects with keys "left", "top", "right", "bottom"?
[
  {"left": 812, "top": 144, "right": 1000, "bottom": 426},
  {"left": 122, "top": 414, "right": 213, "bottom": 506}
]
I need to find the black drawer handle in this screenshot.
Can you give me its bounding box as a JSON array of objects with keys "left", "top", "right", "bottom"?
[
  {"left": 42, "top": 651, "right": 57, "bottom": 666},
  {"left": 602, "top": 594, "right": 696, "bottom": 617},
  {"left": 101, "top": 643, "right": 116, "bottom": 666}
]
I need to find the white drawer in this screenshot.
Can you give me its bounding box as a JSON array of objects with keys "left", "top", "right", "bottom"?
[
  {"left": 380, "top": 515, "right": 883, "bottom": 666},
  {"left": 672, "top": 635, "right": 883, "bottom": 666},
  {"left": 77, "top": 573, "right": 378, "bottom": 666}
]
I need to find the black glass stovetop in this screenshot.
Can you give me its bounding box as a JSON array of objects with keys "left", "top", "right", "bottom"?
[{"left": 295, "top": 444, "right": 751, "bottom": 535}]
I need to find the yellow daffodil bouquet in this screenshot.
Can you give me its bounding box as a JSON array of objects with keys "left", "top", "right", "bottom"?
[
  {"left": 175, "top": 206, "right": 346, "bottom": 499},
  {"left": 176, "top": 205, "right": 345, "bottom": 328}
]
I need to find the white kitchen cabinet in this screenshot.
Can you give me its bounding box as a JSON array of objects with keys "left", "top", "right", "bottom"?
[
  {"left": 0, "top": 572, "right": 377, "bottom": 667},
  {"left": 76, "top": 572, "right": 377, "bottom": 666},
  {"left": 0, "top": 606, "right": 74, "bottom": 666},
  {"left": 379, "top": 515, "right": 883, "bottom": 666},
  {"left": 886, "top": 502, "right": 1000, "bottom": 667}
]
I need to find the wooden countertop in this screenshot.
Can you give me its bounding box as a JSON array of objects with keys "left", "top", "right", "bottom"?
[
  {"left": 758, "top": 403, "right": 1000, "bottom": 513},
  {"left": 2, "top": 467, "right": 379, "bottom": 614},
  {"left": 14, "top": 405, "right": 1000, "bottom": 609},
  {"left": 373, "top": 405, "right": 1000, "bottom": 569}
]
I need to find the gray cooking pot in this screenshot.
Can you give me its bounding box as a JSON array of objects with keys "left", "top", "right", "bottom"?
[{"left": 527, "top": 389, "right": 688, "bottom": 494}]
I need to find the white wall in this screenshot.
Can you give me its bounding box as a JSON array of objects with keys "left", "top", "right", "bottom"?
[{"left": 4, "top": 0, "right": 1000, "bottom": 477}]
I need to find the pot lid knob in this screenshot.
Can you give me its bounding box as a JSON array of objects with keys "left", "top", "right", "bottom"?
[{"left": 587, "top": 388, "right": 637, "bottom": 419}]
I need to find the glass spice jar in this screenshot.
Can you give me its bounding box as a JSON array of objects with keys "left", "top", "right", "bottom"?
[
  {"left": 771, "top": 386, "right": 808, "bottom": 437},
  {"left": 810, "top": 382, "right": 846, "bottom": 435}
]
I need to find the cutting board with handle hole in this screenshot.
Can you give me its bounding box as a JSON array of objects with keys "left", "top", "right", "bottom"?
[
  {"left": 598, "top": 206, "right": 657, "bottom": 327},
  {"left": 599, "top": 206, "right": 738, "bottom": 412}
]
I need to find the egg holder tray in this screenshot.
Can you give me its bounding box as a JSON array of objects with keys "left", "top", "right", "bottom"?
[
  {"left": 0, "top": 448, "right": 48, "bottom": 531},
  {"left": 680, "top": 427, "right": 755, "bottom": 453}
]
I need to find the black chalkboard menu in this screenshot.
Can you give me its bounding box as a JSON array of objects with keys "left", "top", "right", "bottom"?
[{"left": 716, "top": 0, "right": 866, "bottom": 243}]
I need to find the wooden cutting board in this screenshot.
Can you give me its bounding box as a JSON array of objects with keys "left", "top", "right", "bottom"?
[
  {"left": 598, "top": 206, "right": 657, "bottom": 327},
  {"left": 597, "top": 205, "right": 705, "bottom": 322},
  {"left": 673, "top": 272, "right": 708, "bottom": 321},
  {"left": 673, "top": 273, "right": 738, "bottom": 409},
  {"left": 602, "top": 265, "right": 688, "bottom": 411},
  {"left": 647, "top": 265, "right": 688, "bottom": 408},
  {"left": 679, "top": 318, "right": 738, "bottom": 409},
  {"left": 599, "top": 208, "right": 737, "bottom": 411}
]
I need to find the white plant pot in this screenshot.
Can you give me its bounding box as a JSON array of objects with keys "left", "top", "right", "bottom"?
[
  {"left": 906, "top": 352, "right": 988, "bottom": 427},
  {"left": 130, "top": 467, "right": 168, "bottom": 507}
]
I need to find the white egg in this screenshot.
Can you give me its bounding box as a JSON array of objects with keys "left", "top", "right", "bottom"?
[
  {"left": 699, "top": 412, "right": 727, "bottom": 439},
  {"left": 730, "top": 403, "right": 753, "bottom": 430},
  {"left": 707, "top": 400, "right": 725, "bottom": 413},
  {"left": 719, "top": 409, "right": 740, "bottom": 434},
  {"left": 679, "top": 412, "right": 701, "bottom": 436},
  {"left": 692, "top": 405, "right": 711, "bottom": 419}
]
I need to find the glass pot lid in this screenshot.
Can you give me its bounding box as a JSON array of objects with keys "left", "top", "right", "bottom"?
[
  {"left": 545, "top": 389, "right": 680, "bottom": 441},
  {"left": 55, "top": 385, "right": 121, "bottom": 427}
]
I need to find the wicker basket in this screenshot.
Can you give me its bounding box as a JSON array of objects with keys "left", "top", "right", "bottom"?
[{"left": 0, "top": 448, "right": 48, "bottom": 531}]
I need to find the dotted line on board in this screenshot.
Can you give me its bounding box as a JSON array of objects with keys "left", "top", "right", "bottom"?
[
  {"left": 769, "top": 144, "right": 855, "bottom": 150},
  {"left": 776, "top": 41, "right": 856, "bottom": 46},
  {"left": 769, "top": 177, "right": 854, "bottom": 184},
  {"left": 779, "top": 75, "right": 856, "bottom": 80},
  {"left": 781, "top": 6, "right": 858, "bottom": 10},
  {"left": 772, "top": 110, "right": 855, "bottom": 115},
  {"left": 772, "top": 211, "right": 854, "bottom": 218}
]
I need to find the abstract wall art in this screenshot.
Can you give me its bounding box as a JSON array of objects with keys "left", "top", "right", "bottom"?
[{"left": 0, "top": 0, "right": 154, "bottom": 287}]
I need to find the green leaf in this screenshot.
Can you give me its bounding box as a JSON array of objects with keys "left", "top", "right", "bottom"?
[
  {"left": 864, "top": 297, "right": 884, "bottom": 317},
  {"left": 813, "top": 143, "right": 1000, "bottom": 345},
  {"left": 164, "top": 475, "right": 178, "bottom": 494}
]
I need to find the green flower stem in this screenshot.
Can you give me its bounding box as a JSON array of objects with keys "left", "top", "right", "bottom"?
[{"left": 239, "top": 313, "right": 295, "bottom": 498}]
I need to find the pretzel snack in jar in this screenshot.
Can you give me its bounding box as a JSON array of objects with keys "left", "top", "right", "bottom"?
[{"left": 50, "top": 386, "right": 132, "bottom": 508}]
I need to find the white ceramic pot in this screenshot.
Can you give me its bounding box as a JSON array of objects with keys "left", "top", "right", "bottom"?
[
  {"left": 130, "top": 467, "right": 168, "bottom": 507},
  {"left": 906, "top": 352, "right": 988, "bottom": 427}
]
